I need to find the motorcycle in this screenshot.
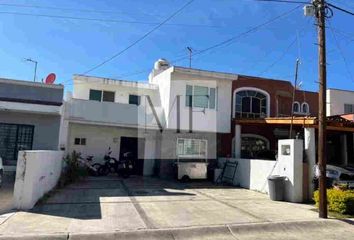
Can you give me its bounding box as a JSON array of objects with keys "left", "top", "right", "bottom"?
[
  {"left": 99, "top": 148, "right": 132, "bottom": 178},
  {"left": 99, "top": 147, "right": 120, "bottom": 176},
  {"left": 77, "top": 155, "right": 102, "bottom": 176},
  {"left": 119, "top": 152, "right": 134, "bottom": 178}
]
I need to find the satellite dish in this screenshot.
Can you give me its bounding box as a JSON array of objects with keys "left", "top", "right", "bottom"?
[{"left": 45, "top": 73, "right": 56, "bottom": 84}]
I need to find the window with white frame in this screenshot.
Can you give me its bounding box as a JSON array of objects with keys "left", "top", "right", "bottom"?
[
  {"left": 235, "top": 89, "right": 268, "bottom": 118},
  {"left": 301, "top": 102, "right": 309, "bottom": 114},
  {"left": 176, "top": 138, "right": 207, "bottom": 158},
  {"left": 185, "top": 85, "right": 217, "bottom": 109},
  {"left": 344, "top": 104, "right": 354, "bottom": 114},
  {"left": 293, "top": 102, "right": 300, "bottom": 113}
]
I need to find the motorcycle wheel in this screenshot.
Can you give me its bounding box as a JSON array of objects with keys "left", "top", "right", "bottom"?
[
  {"left": 89, "top": 163, "right": 102, "bottom": 176},
  {"left": 98, "top": 165, "right": 110, "bottom": 176}
]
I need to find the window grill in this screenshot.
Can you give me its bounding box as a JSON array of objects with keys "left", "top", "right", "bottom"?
[{"left": 0, "top": 123, "right": 34, "bottom": 165}]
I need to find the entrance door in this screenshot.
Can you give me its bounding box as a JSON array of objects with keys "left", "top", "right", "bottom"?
[
  {"left": 0, "top": 123, "right": 34, "bottom": 166},
  {"left": 119, "top": 137, "right": 145, "bottom": 175}
]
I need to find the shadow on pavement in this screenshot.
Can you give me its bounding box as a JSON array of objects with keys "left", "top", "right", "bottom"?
[
  {"left": 0, "top": 176, "right": 15, "bottom": 216},
  {"left": 29, "top": 176, "right": 224, "bottom": 220}
]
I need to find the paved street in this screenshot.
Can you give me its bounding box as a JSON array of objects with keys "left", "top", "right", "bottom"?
[{"left": 0, "top": 176, "right": 353, "bottom": 239}]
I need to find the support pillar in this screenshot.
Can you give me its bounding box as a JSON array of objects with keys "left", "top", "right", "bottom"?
[
  {"left": 340, "top": 134, "right": 348, "bottom": 166},
  {"left": 235, "top": 124, "right": 241, "bottom": 159},
  {"left": 304, "top": 128, "right": 316, "bottom": 199}
]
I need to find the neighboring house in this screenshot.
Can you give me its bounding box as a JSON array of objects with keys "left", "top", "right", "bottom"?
[
  {"left": 327, "top": 88, "right": 354, "bottom": 116},
  {"left": 326, "top": 88, "right": 354, "bottom": 166},
  {"left": 148, "top": 61, "right": 235, "bottom": 177},
  {"left": 61, "top": 59, "right": 235, "bottom": 178},
  {"left": 0, "top": 78, "right": 63, "bottom": 171},
  {"left": 219, "top": 75, "right": 319, "bottom": 159}
]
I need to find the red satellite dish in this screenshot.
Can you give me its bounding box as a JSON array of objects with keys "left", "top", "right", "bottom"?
[{"left": 45, "top": 73, "right": 56, "bottom": 84}]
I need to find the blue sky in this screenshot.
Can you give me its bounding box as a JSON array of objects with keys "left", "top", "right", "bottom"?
[{"left": 0, "top": 0, "right": 353, "bottom": 92}]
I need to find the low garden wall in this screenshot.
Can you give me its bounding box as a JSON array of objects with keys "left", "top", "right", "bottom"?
[
  {"left": 218, "top": 158, "right": 277, "bottom": 193},
  {"left": 14, "top": 150, "right": 63, "bottom": 210}
]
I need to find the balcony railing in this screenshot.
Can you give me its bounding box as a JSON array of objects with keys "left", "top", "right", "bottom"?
[{"left": 65, "top": 98, "right": 165, "bottom": 129}]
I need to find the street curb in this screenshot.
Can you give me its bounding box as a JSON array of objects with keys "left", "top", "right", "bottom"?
[{"left": 1, "top": 219, "right": 353, "bottom": 240}]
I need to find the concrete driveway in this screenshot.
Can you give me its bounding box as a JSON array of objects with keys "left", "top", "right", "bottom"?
[
  {"left": 0, "top": 176, "right": 353, "bottom": 239},
  {"left": 0, "top": 175, "right": 15, "bottom": 222}
]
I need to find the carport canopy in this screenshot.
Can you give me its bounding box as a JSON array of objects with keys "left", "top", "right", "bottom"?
[{"left": 235, "top": 115, "right": 354, "bottom": 132}]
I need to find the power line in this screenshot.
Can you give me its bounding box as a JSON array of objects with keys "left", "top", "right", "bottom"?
[
  {"left": 0, "top": 11, "right": 218, "bottom": 28},
  {"left": 328, "top": 3, "right": 354, "bottom": 16},
  {"left": 258, "top": 18, "right": 310, "bottom": 76},
  {"left": 116, "top": 4, "right": 302, "bottom": 80},
  {"left": 328, "top": 20, "right": 354, "bottom": 82},
  {"left": 250, "top": 0, "right": 308, "bottom": 4},
  {"left": 60, "top": 0, "right": 195, "bottom": 84},
  {"left": 0, "top": 3, "right": 163, "bottom": 18},
  {"left": 330, "top": 28, "right": 354, "bottom": 41},
  {"left": 63, "top": 3, "right": 301, "bottom": 85},
  {"left": 259, "top": 38, "right": 297, "bottom": 75},
  {"left": 176, "top": 5, "right": 302, "bottom": 61},
  {"left": 330, "top": 0, "right": 354, "bottom": 12}
]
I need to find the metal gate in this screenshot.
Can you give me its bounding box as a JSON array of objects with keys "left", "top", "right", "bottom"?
[{"left": 0, "top": 123, "right": 34, "bottom": 166}]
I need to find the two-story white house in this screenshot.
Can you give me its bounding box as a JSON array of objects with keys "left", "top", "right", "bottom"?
[
  {"left": 61, "top": 59, "right": 236, "bottom": 178},
  {"left": 327, "top": 88, "right": 354, "bottom": 116}
]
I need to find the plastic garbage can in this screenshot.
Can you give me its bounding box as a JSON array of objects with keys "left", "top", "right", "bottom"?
[{"left": 267, "top": 175, "right": 286, "bottom": 201}]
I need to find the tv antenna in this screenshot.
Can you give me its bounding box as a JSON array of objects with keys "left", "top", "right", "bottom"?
[
  {"left": 187, "top": 47, "right": 193, "bottom": 68},
  {"left": 24, "top": 58, "right": 38, "bottom": 82}
]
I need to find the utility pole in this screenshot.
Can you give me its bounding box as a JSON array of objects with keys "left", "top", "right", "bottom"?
[
  {"left": 187, "top": 47, "right": 193, "bottom": 68},
  {"left": 289, "top": 59, "right": 300, "bottom": 139},
  {"left": 25, "top": 58, "right": 38, "bottom": 82},
  {"left": 316, "top": 0, "right": 328, "bottom": 219}
]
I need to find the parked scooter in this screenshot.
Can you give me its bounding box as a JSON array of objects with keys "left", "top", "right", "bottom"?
[
  {"left": 78, "top": 155, "right": 102, "bottom": 176},
  {"left": 99, "top": 147, "right": 120, "bottom": 176},
  {"left": 121, "top": 152, "right": 134, "bottom": 176}
]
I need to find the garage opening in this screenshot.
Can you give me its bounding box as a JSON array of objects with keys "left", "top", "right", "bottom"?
[{"left": 119, "top": 137, "right": 145, "bottom": 175}]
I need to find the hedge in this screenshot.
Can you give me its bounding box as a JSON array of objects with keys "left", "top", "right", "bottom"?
[{"left": 314, "top": 188, "right": 354, "bottom": 215}]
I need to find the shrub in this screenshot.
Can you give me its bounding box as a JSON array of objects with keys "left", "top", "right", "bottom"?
[
  {"left": 59, "top": 151, "right": 88, "bottom": 186},
  {"left": 314, "top": 188, "right": 354, "bottom": 215}
]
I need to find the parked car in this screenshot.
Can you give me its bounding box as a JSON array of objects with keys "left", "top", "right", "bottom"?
[
  {"left": 327, "top": 164, "right": 354, "bottom": 188},
  {"left": 0, "top": 157, "right": 3, "bottom": 188}
]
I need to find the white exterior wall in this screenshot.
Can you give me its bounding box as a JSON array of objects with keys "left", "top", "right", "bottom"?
[
  {"left": 161, "top": 71, "right": 232, "bottom": 133},
  {"left": 68, "top": 123, "right": 156, "bottom": 175},
  {"left": 327, "top": 89, "right": 354, "bottom": 116},
  {"left": 13, "top": 150, "right": 63, "bottom": 210},
  {"left": 149, "top": 69, "right": 172, "bottom": 127},
  {"left": 219, "top": 140, "right": 304, "bottom": 203},
  {"left": 73, "top": 75, "right": 160, "bottom": 105},
  {"left": 219, "top": 158, "right": 277, "bottom": 193},
  {"left": 68, "top": 76, "right": 165, "bottom": 130}
]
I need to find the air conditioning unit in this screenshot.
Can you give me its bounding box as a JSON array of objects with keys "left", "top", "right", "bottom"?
[{"left": 303, "top": 4, "right": 316, "bottom": 17}]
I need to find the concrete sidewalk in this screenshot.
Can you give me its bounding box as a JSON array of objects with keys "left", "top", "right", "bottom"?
[{"left": 0, "top": 176, "right": 353, "bottom": 239}]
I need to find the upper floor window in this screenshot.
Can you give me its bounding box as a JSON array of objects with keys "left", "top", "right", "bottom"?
[
  {"left": 301, "top": 102, "right": 309, "bottom": 114},
  {"left": 186, "top": 85, "right": 216, "bottom": 109},
  {"left": 129, "top": 94, "right": 141, "bottom": 105},
  {"left": 344, "top": 104, "right": 354, "bottom": 114},
  {"left": 89, "top": 89, "right": 115, "bottom": 102},
  {"left": 234, "top": 88, "right": 269, "bottom": 118},
  {"left": 293, "top": 102, "right": 300, "bottom": 113}
]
